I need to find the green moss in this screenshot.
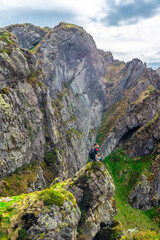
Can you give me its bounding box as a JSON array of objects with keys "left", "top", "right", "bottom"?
[
  {"left": 0, "top": 163, "right": 39, "bottom": 197},
  {"left": 0, "top": 32, "right": 12, "bottom": 44},
  {"left": 109, "top": 220, "right": 123, "bottom": 240},
  {"left": 0, "top": 94, "right": 13, "bottom": 114},
  {"left": 66, "top": 128, "right": 83, "bottom": 139},
  {"left": 42, "top": 150, "right": 59, "bottom": 186},
  {"left": 89, "top": 161, "right": 103, "bottom": 172},
  {"left": 39, "top": 180, "right": 76, "bottom": 206},
  {"left": 58, "top": 22, "right": 84, "bottom": 32},
  {"left": 77, "top": 173, "right": 90, "bottom": 185},
  {"left": 145, "top": 206, "right": 160, "bottom": 227},
  {"left": 143, "top": 113, "right": 159, "bottom": 131},
  {"left": 42, "top": 162, "right": 57, "bottom": 186},
  {"left": 39, "top": 189, "right": 65, "bottom": 206},
  {"left": 27, "top": 71, "right": 39, "bottom": 86}
]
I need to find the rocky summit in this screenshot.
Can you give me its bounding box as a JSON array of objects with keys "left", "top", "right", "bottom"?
[{"left": 0, "top": 22, "right": 160, "bottom": 239}]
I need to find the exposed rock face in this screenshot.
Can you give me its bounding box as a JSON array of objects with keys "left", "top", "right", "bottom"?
[
  {"left": 128, "top": 154, "right": 160, "bottom": 210},
  {"left": 99, "top": 58, "right": 160, "bottom": 158},
  {"left": 66, "top": 162, "right": 116, "bottom": 239},
  {"left": 128, "top": 173, "right": 151, "bottom": 210},
  {"left": 0, "top": 162, "right": 116, "bottom": 240},
  {"left": 36, "top": 22, "right": 107, "bottom": 177},
  {"left": 27, "top": 200, "right": 81, "bottom": 240},
  {"left": 5, "top": 23, "right": 48, "bottom": 49},
  {"left": 98, "top": 50, "right": 114, "bottom": 65},
  {"left": 28, "top": 167, "right": 47, "bottom": 192},
  {"left": 156, "top": 66, "right": 160, "bottom": 75},
  {"left": 0, "top": 22, "right": 107, "bottom": 186},
  {"left": 0, "top": 22, "right": 108, "bottom": 194},
  {"left": 0, "top": 32, "right": 45, "bottom": 179}
]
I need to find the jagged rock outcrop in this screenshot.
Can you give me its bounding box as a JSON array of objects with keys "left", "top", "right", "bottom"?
[
  {"left": 99, "top": 58, "right": 160, "bottom": 158},
  {"left": 0, "top": 162, "right": 116, "bottom": 240},
  {"left": 66, "top": 162, "right": 116, "bottom": 239},
  {"left": 98, "top": 50, "right": 114, "bottom": 65},
  {"left": 97, "top": 57, "right": 160, "bottom": 211},
  {"left": 128, "top": 153, "right": 160, "bottom": 210},
  {"left": 0, "top": 32, "right": 45, "bottom": 179},
  {"left": 4, "top": 23, "right": 49, "bottom": 49}
]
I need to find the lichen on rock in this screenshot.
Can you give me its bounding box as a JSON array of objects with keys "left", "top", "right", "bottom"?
[{"left": 0, "top": 162, "right": 116, "bottom": 240}]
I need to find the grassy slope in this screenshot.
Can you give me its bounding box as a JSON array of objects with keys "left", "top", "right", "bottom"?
[{"left": 103, "top": 148, "right": 160, "bottom": 239}]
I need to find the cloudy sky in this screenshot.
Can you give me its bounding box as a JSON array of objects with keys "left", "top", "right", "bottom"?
[{"left": 1, "top": 0, "right": 160, "bottom": 69}]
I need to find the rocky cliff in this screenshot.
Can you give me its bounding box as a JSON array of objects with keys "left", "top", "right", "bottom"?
[
  {"left": 0, "top": 20, "right": 160, "bottom": 238},
  {"left": 35, "top": 22, "right": 107, "bottom": 177},
  {"left": 0, "top": 31, "right": 45, "bottom": 180},
  {"left": 0, "top": 22, "right": 107, "bottom": 186},
  {"left": 97, "top": 56, "right": 160, "bottom": 211},
  {"left": 0, "top": 162, "right": 116, "bottom": 240}
]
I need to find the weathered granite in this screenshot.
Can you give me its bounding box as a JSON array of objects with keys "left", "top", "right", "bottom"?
[{"left": 5, "top": 23, "right": 48, "bottom": 49}]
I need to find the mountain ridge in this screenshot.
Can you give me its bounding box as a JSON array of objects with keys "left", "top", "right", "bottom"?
[{"left": 0, "top": 22, "right": 160, "bottom": 239}]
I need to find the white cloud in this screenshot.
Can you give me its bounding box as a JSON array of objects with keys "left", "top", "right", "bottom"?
[
  {"left": 85, "top": 14, "right": 160, "bottom": 65},
  {"left": 1, "top": 0, "right": 106, "bottom": 18}
]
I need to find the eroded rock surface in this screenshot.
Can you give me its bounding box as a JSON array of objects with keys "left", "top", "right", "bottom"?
[
  {"left": 67, "top": 162, "right": 116, "bottom": 239},
  {"left": 99, "top": 58, "right": 160, "bottom": 158},
  {"left": 128, "top": 154, "right": 160, "bottom": 210},
  {"left": 0, "top": 22, "right": 107, "bottom": 182},
  {"left": 0, "top": 162, "right": 116, "bottom": 240},
  {"left": 36, "top": 22, "right": 107, "bottom": 177},
  {"left": 4, "top": 23, "right": 48, "bottom": 49},
  {"left": 0, "top": 32, "right": 45, "bottom": 179}
]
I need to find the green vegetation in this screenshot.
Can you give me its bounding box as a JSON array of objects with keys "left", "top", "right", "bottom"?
[
  {"left": 24, "top": 118, "right": 37, "bottom": 142},
  {"left": 42, "top": 151, "right": 59, "bottom": 185},
  {"left": 17, "top": 228, "right": 30, "bottom": 240},
  {"left": 66, "top": 128, "right": 83, "bottom": 139},
  {"left": 94, "top": 220, "right": 123, "bottom": 240},
  {"left": 104, "top": 62, "right": 125, "bottom": 84},
  {"left": 27, "top": 71, "right": 42, "bottom": 87},
  {"left": 0, "top": 32, "right": 13, "bottom": 44},
  {"left": 51, "top": 88, "right": 68, "bottom": 117},
  {"left": 59, "top": 22, "right": 84, "bottom": 32},
  {"left": 29, "top": 37, "right": 43, "bottom": 54},
  {"left": 0, "top": 180, "right": 76, "bottom": 239},
  {"left": 0, "top": 163, "right": 39, "bottom": 197},
  {"left": 103, "top": 149, "right": 160, "bottom": 239},
  {"left": 0, "top": 32, "right": 17, "bottom": 54},
  {"left": 122, "top": 230, "right": 160, "bottom": 240},
  {"left": 44, "top": 150, "right": 58, "bottom": 166},
  {"left": 39, "top": 182, "right": 76, "bottom": 206}
]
